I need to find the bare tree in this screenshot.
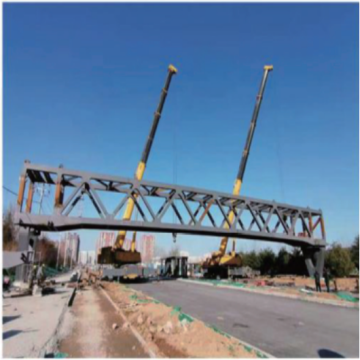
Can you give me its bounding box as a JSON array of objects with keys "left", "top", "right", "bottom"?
[
  {"left": 36, "top": 235, "right": 58, "bottom": 268},
  {"left": 3, "top": 206, "right": 18, "bottom": 251}
]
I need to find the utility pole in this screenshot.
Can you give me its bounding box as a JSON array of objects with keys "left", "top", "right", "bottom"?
[
  {"left": 56, "top": 238, "right": 61, "bottom": 269},
  {"left": 36, "top": 183, "right": 50, "bottom": 215},
  {"left": 77, "top": 194, "right": 84, "bottom": 218},
  {"left": 63, "top": 237, "right": 68, "bottom": 268}
]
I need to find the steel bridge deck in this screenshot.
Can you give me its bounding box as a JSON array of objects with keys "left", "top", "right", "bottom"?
[{"left": 14, "top": 162, "right": 326, "bottom": 249}]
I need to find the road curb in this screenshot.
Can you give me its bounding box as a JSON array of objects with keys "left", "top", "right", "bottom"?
[
  {"left": 100, "top": 287, "right": 158, "bottom": 358},
  {"left": 178, "top": 279, "right": 359, "bottom": 309}
]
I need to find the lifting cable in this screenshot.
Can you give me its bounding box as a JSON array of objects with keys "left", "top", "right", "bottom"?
[{"left": 172, "top": 91, "right": 178, "bottom": 243}]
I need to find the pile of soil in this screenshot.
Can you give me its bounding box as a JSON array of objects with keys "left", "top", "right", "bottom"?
[
  {"left": 237, "top": 276, "right": 359, "bottom": 303},
  {"left": 104, "top": 282, "right": 265, "bottom": 358},
  {"left": 257, "top": 276, "right": 358, "bottom": 292},
  {"left": 195, "top": 277, "right": 358, "bottom": 304}
]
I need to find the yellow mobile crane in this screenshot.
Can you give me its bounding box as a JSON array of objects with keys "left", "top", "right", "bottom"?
[
  {"left": 202, "top": 65, "right": 273, "bottom": 278},
  {"left": 99, "top": 64, "right": 178, "bottom": 265}
]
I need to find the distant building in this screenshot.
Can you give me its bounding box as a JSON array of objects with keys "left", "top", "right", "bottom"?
[
  {"left": 96, "top": 232, "right": 116, "bottom": 253},
  {"left": 95, "top": 231, "right": 134, "bottom": 257},
  {"left": 96, "top": 232, "right": 155, "bottom": 263},
  {"left": 58, "top": 232, "right": 80, "bottom": 268},
  {"left": 79, "top": 251, "right": 96, "bottom": 265},
  {"left": 139, "top": 234, "right": 155, "bottom": 264}
]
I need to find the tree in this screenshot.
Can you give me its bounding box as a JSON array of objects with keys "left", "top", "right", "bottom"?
[
  {"left": 275, "top": 247, "right": 291, "bottom": 275},
  {"left": 3, "top": 207, "right": 18, "bottom": 251},
  {"left": 242, "top": 250, "right": 261, "bottom": 270},
  {"left": 258, "top": 248, "right": 276, "bottom": 276},
  {"left": 36, "top": 235, "right": 58, "bottom": 268},
  {"left": 325, "top": 243, "right": 354, "bottom": 277},
  {"left": 350, "top": 236, "right": 359, "bottom": 270},
  {"left": 287, "top": 248, "right": 308, "bottom": 276}
]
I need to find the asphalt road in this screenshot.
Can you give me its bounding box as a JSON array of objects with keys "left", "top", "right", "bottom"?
[{"left": 130, "top": 280, "right": 359, "bottom": 358}]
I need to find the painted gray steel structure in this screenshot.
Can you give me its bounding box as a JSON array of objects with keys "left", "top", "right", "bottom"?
[{"left": 15, "top": 162, "right": 326, "bottom": 250}]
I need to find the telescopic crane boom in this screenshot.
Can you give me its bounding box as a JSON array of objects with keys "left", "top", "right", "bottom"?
[
  {"left": 98, "top": 65, "right": 178, "bottom": 265},
  {"left": 203, "top": 65, "right": 273, "bottom": 276},
  {"left": 113, "top": 64, "right": 178, "bottom": 250}
]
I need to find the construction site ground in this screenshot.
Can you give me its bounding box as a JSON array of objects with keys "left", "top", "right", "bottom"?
[
  {"left": 58, "top": 283, "right": 149, "bottom": 358},
  {"left": 129, "top": 279, "right": 359, "bottom": 358},
  {"left": 58, "top": 280, "right": 268, "bottom": 358},
  {"left": 4, "top": 274, "right": 358, "bottom": 358},
  {"left": 2, "top": 273, "right": 74, "bottom": 358}
]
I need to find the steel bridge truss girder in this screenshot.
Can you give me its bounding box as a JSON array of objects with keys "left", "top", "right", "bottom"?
[{"left": 14, "top": 162, "right": 326, "bottom": 249}]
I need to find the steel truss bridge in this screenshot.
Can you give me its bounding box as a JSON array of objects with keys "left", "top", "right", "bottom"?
[{"left": 14, "top": 162, "right": 326, "bottom": 274}]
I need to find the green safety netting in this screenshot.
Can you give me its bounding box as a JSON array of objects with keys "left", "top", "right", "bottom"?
[
  {"left": 198, "top": 279, "right": 248, "bottom": 288},
  {"left": 244, "top": 345, "right": 253, "bottom": 353},
  {"left": 54, "top": 353, "right": 68, "bottom": 358},
  {"left": 336, "top": 292, "right": 359, "bottom": 303},
  {"left": 256, "top": 350, "right": 268, "bottom": 358},
  {"left": 129, "top": 293, "right": 160, "bottom": 304},
  {"left": 44, "top": 267, "right": 60, "bottom": 277},
  {"left": 43, "top": 266, "right": 69, "bottom": 278},
  {"left": 206, "top": 324, "right": 231, "bottom": 339},
  {"left": 45, "top": 352, "right": 68, "bottom": 358},
  {"left": 224, "top": 281, "right": 246, "bottom": 288},
  {"left": 170, "top": 306, "right": 194, "bottom": 323}
]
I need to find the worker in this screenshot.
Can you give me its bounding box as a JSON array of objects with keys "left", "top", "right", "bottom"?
[
  {"left": 323, "top": 267, "right": 331, "bottom": 293},
  {"left": 36, "top": 264, "right": 45, "bottom": 286},
  {"left": 28, "top": 264, "right": 37, "bottom": 289},
  {"left": 3, "top": 275, "right": 11, "bottom": 292},
  {"left": 314, "top": 270, "right": 321, "bottom": 292},
  {"left": 41, "top": 264, "right": 47, "bottom": 283}
]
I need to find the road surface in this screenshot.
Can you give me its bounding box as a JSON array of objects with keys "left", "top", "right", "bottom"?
[{"left": 130, "top": 280, "right": 359, "bottom": 358}]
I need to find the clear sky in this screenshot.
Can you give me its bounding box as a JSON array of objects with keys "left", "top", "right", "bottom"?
[{"left": 3, "top": 3, "right": 359, "bottom": 255}]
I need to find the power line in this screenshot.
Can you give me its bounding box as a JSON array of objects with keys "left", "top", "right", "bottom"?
[
  {"left": 3, "top": 185, "right": 40, "bottom": 203},
  {"left": 3, "top": 186, "right": 18, "bottom": 197}
]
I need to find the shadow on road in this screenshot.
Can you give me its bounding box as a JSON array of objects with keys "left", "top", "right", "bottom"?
[
  {"left": 318, "top": 349, "right": 345, "bottom": 358},
  {"left": 3, "top": 329, "right": 38, "bottom": 340},
  {"left": 3, "top": 315, "right": 21, "bottom": 325},
  {"left": 3, "top": 330, "right": 23, "bottom": 340}
]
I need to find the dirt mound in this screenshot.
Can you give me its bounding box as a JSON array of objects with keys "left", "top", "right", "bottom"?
[{"left": 257, "top": 275, "right": 358, "bottom": 293}]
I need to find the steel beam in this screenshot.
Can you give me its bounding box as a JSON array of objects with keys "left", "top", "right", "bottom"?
[{"left": 14, "top": 162, "right": 326, "bottom": 250}]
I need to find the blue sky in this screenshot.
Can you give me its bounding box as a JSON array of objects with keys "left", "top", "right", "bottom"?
[{"left": 3, "top": 3, "right": 359, "bottom": 255}]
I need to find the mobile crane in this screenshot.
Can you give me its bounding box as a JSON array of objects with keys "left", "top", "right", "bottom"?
[
  {"left": 98, "top": 64, "right": 178, "bottom": 266},
  {"left": 202, "top": 65, "right": 273, "bottom": 278}
]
